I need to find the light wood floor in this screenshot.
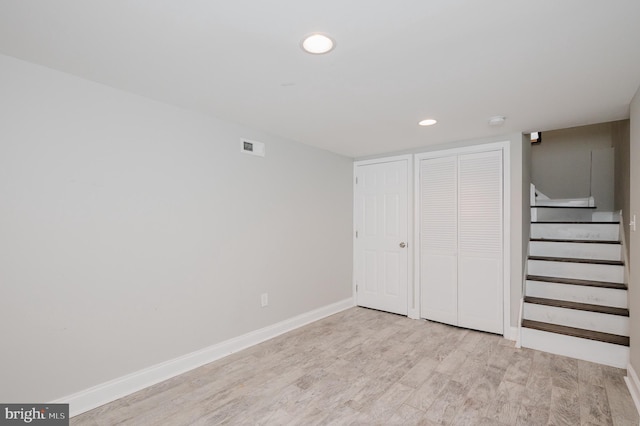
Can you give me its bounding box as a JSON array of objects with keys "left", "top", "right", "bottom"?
[{"left": 72, "top": 307, "right": 639, "bottom": 425}]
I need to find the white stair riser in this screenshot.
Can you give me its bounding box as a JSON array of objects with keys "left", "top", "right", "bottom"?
[
  {"left": 523, "top": 303, "right": 629, "bottom": 336},
  {"left": 593, "top": 211, "right": 620, "bottom": 222},
  {"left": 526, "top": 280, "right": 628, "bottom": 308},
  {"left": 529, "top": 241, "right": 622, "bottom": 261},
  {"left": 531, "top": 208, "right": 594, "bottom": 223},
  {"left": 520, "top": 327, "right": 629, "bottom": 368},
  {"left": 528, "top": 260, "right": 624, "bottom": 283},
  {"left": 531, "top": 223, "right": 619, "bottom": 241}
]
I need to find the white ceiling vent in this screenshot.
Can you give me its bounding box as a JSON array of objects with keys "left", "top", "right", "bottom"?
[{"left": 240, "top": 138, "right": 265, "bottom": 157}]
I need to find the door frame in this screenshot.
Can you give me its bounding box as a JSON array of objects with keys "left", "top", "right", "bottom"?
[
  {"left": 353, "top": 155, "right": 416, "bottom": 318},
  {"left": 414, "top": 141, "right": 511, "bottom": 338}
]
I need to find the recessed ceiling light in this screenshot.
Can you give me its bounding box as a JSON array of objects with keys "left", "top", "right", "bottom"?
[
  {"left": 418, "top": 119, "right": 438, "bottom": 126},
  {"left": 301, "top": 33, "right": 335, "bottom": 54},
  {"left": 488, "top": 116, "right": 506, "bottom": 126}
]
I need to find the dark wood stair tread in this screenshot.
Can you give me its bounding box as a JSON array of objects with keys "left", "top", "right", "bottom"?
[
  {"left": 531, "top": 221, "right": 620, "bottom": 224},
  {"left": 524, "top": 296, "right": 629, "bottom": 316},
  {"left": 530, "top": 238, "right": 620, "bottom": 245},
  {"left": 531, "top": 205, "right": 596, "bottom": 209},
  {"left": 526, "top": 275, "right": 627, "bottom": 290},
  {"left": 528, "top": 256, "right": 623, "bottom": 266},
  {"left": 522, "top": 319, "right": 629, "bottom": 346}
]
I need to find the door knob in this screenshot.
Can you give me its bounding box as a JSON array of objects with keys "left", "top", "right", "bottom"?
[{"left": 399, "top": 242, "right": 406, "bottom": 248}]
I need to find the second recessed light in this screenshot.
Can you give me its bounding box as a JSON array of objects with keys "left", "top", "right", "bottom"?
[
  {"left": 419, "top": 119, "right": 438, "bottom": 126},
  {"left": 301, "top": 33, "right": 335, "bottom": 54},
  {"left": 488, "top": 116, "right": 506, "bottom": 126}
]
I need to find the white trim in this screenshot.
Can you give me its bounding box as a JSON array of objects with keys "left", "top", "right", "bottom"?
[
  {"left": 414, "top": 141, "right": 511, "bottom": 337},
  {"left": 411, "top": 153, "right": 421, "bottom": 320},
  {"left": 406, "top": 156, "right": 417, "bottom": 319},
  {"left": 352, "top": 162, "right": 359, "bottom": 308},
  {"left": 502, "top": 142, "right": 511, "bottom": 340},
  {"left": 355, "top": 154, "right": 414, "bottom": 166},
  {"left": 55, "top": 298, "right": 354, "bottom": 418},
  {"left": 413, "top": 141, "right": 511, "bottom": 160},
  {"left": 517, "top": 238, "right": 531, "bottom": 348},
  {"left": 625, "top": 363, "right": 640, "bottom": 417},
  {"left": 619, "top": 210, "right": 631, "bottom": 285},
  {"left": 353, "top": 155, "right": 414, "bottom": 318},
  {"left": 515, "top": 298, "right": 524, "bottom": 348}
]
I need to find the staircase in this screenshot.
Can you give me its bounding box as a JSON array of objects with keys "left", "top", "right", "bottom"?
[{"left": 520, "top": 206, "right": 630, "bottom": 368}]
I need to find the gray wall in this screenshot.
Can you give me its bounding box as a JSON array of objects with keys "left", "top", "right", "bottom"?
[
  {"left": 0, "top": 54, "right": 353, "bottom": 402},
  {"left": 531, "top": 123, "right": 615, "bottom": 211},
  {"left": 630, "top": 87, "right": 640, "bottom": 377},
  {"left": 357, "top": 133, "right": 527, "bottom": 328}
]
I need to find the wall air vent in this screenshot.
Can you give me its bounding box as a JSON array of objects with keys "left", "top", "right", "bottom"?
[{"left": 240, "top": 138, "right": 265, "bottom": 157}]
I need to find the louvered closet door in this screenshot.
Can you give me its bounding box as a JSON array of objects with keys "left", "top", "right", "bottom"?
[
  {"left": 420, "top": 156, "right": 458, "bottom": 325},
  {"left": 419, "top": 149, "right": 503, "bottom": 334},
  {"left": 457, "top": 150, "right": 503, "bottom": 334}
]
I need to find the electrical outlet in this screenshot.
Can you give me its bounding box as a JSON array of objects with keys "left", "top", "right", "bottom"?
[{"left": 261, "top": 293, "right": 268, "bottom": 307}]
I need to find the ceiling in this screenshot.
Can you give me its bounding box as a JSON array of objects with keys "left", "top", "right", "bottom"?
[{"left": 1, "top": 1, "right": 639, "bottom": 158}]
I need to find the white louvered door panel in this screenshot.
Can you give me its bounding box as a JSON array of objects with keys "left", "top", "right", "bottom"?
[
  {"left": 420, "top": 156, "right": 458, "bottom": 325},
  {"left": 457, "top": 150, "right": 503, "bottom": 334}
]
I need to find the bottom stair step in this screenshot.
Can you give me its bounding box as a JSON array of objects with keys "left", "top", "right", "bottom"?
[
  {"left": 522, "top": 319, "right": 629, "bottom": 346},
  {"left": 520, "top": 321, "right": 630, "bottom": 368}
]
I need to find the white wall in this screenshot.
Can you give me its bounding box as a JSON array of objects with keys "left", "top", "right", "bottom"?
[
  {"left": 0, "top": 54, "right": 353, "bottom": 403},
  {"left": 630, "top": 87, "right": 640, "bottom": 377},
  {"left": 531, "top": 123, "right": 615, "bottom": 211}
]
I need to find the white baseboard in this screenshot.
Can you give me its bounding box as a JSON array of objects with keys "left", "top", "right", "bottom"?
[
  {"left": 54, "top": 298, "right": 354, "bottom": 418},
  {"left": 508, "top": 326, "right": 518, "bottom": 342},
  {"left": 515, "top": 298, "right": 524, "bottom": 348},
  {"left": 625, "top": 363, "right": 640, "bottom": 417}
]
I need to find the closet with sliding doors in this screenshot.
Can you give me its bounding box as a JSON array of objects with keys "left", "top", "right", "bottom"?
[{"left": 416, "top": 143, "right": 507, "bottom": 335}]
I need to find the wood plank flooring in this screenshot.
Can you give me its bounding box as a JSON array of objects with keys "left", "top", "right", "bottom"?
[{"left": 71, "top": 307, "right": 639, "bottom": 425}]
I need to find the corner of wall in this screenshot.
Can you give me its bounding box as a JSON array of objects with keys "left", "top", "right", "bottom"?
[{"left": 629, "top": 85, "right": 640, "bottom": 383}]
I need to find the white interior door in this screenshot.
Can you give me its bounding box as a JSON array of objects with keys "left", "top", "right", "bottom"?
[
  {"left": 420, "top": 156, "right": 458, "bottom": 324},
  {"left": 457, "top": 150, "right": 503, "bottom": 334},
  {"left": 354, "top": 159, "right": 408, "bottom": 315}
]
